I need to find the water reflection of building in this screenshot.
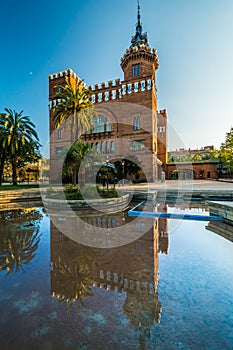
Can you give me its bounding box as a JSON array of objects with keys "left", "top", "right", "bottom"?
[
  {"left": 206, "top": 221, "right": 233, "bottom": 243},
  {"left": 157, "top": 204, "right": 169, "bottom": 254},
  {"left": 50, "top": 212, "right": 169, "bottom": 348}
]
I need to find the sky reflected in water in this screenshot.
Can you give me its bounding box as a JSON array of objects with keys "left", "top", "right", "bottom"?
[{"left": 0, "top": 205, "right": 232, "bottom": 350}]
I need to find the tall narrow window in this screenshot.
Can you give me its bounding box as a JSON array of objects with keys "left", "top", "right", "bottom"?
[
  {"left": 106, "top": 118, "right": 111, "bottom": 132},
  {"left": 96, "top": 142, "right": 100, "bottom": 153},
  {"left": 132, "top": 63, "right": 141, "bottom": 77},
  {"left": 57, "top": 128, "right": 62, "bottom": 139},
  {"left": 106, "top": 141, "right": 110, "bottom": 154},
  {"left": 133, "top": 117, "right": 137, "bottom": 130},
  {"left": 110, "top": 141, "right": 115, "bottom": 153},
  {"left": 137, "top": 117, "right": 140, "bottom": 130},
  {"left": 133, "top": 117, "right": 140, "bottom": 130},
  {"left": 101, "top": 142, "right": 105, "bottom": 153}
]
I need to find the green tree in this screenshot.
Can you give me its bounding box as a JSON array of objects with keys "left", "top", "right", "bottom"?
[
  {"left": 0, "top": 109, "right": 40, "bottom": 185},
  {"left": 0, "top": 208, "right": 43, "bottom": 274},
  {"left": 0, "top": 230, "right": 41, "bottom": 275},
  {"left": 114, "top": 155, "right": 143, "bottom": 182},
  {"left": 52, "top": 76, "right": 96, "bottom": 140},
  {"left": 209, "top": 149, "right": 220, "bottom": 160},
  {"left": 63, "top": 141, "right": 91, "bottom": 185},
  {"left": 220, "top": 127, "right": 233, "bottom": 172},
  {"left": 191, "top": 153, "right": 202, "bottom": 162}
]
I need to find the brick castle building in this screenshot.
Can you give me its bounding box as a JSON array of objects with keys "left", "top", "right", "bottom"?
[{"left": 49, "top": 1, "right": 168, "bottom": 183}]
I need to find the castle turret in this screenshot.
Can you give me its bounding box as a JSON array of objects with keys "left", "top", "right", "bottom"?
[{"left": 120, "top": 0, "right": 159, "bottom": 83}]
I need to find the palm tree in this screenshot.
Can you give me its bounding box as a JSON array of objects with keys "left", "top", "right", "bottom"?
[
  {"left": 63, "top": 141, "right": 91, "bottom": 185},
  {"left": 0, "top": 109, "right": 40, "bottom": 185},
  {"left": 0, "top": 131, "right": 7, "bottom": 185},
  {"left": 52, "top": 76, "right": 96, "bottom": 140},
  {"left": 0, "top": 229, "right": 41, "bottom": 275}
]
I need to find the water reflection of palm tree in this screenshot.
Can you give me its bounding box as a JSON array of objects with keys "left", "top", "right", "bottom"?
[
  {"left": 51, "top": 245, "right": 96, "bottom": 312},
  {"left": 0, "top": 208, "right": 44, "bottom": 225},
  {"left": 0, "top": 208, "right": 43, "bottom": 274},
  {"left": 0, "top": 229, "right": 41, "bottom": 275}
]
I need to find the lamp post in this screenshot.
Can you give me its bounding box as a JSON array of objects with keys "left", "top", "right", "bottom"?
[
  {"left": 122, "top": 160, "right": 125, "bottom": 186},
  {"left": 106, "top": 156, "right": 109, "bottom": 190}
]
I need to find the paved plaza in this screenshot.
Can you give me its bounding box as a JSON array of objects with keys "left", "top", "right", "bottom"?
[{"left": 127, "top": 179, "right": 233, "bottom": 192}]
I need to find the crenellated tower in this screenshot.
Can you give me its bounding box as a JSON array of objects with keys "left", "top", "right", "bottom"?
[{"left": 121, "top": 0, "right": 159, "bottom": 89}]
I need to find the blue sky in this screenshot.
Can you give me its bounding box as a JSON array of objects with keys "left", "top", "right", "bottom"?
[{"left": 0, "top": 0, "right": 233, "bottom": 155}]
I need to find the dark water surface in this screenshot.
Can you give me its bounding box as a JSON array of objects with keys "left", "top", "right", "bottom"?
[{"left": 0, "top": 205, "right": 232, "bottom": 350}]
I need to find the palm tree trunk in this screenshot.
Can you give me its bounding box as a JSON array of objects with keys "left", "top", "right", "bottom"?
[
  {"left": 0, "top": 157, "right": 5, "bottom": 186},
  {"left": 73, "top": 168, "right": 77, "bottom": 185},
  {"left": 11, "top": 157, "right": 17, "bottom": 185}
]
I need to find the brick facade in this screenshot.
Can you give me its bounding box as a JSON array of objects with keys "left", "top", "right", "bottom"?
[
  {"left": 166, "top": 161, "right": 218, "bottom": 180},
  {"left": 49, "top": 4, "right": 168, "bottom": 184}
]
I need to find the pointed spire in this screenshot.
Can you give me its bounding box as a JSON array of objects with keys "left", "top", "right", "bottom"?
[
  {"left": 137, "top": 0, "right": 141, "bottom": 27},
  {"left": 131, "top": 0, "right": 148, "bottom": 48}
]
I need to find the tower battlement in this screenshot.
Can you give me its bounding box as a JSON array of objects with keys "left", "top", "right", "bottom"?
[
  {"left": 88, "top": 76, "right": 154, "bottom": 104},
  {"left": 49, "top": 68, "right": 80, "bottom": 81},
  {"left": 49, "top": 73, "right": 155, "bottom": 110}
]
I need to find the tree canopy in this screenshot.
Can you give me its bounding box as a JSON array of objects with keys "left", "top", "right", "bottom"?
[
  {"left": 0, "top": 109, "right": 41, "bottom": 185},
  {"left": 52, "top": 76, "right": 96, "bottom": 140},
  {"left": 220, "top": 127, "right": 233, "bottom": 172},
  {"left": 63, "top": 141, "right": 91, "bottom": 185}
]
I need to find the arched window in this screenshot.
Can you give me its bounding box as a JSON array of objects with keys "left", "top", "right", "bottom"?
[
  {"left": 91, "top": 143, "right": 94, "bottom": 149},
  {"left": 92, "top": 116, "right": 104, "bottom": 133},
  {"left": 91, "top": 116, "right": 111, "bottom": 133},
  {"left": 101, "top": 142, "right": 105, "bottom": 153},
  {"left": 137, "top": 117, "right": 140, "bottom": 130}
]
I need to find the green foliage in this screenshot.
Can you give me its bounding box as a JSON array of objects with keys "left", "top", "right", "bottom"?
[
  {"left": 98, "top": 188, "right": 119, "bottom": 198},
  {"left": 63, "top": 141, "right": 91, "bottom": 185},
  {"left": 168, "top": 149, "right": 220, "bottom": 163},
  {"left": 52, "top": 76, "right": 96, "bottom": 138},
  {"left": 64, "top": 184, "right": 79, "bottom": 193},
  {"left": 0, "top": 184, "right": 39, "bottom": 191},
  {"left": 114, "top": 154, "right": 143, "bottom": 180},
  {"left": 81, "top": 184, "right": 98, "bottom": 199},
  {"left": 0, "top": 109, "right": 41, "bottom": 185},
  {"left": 220, "top": 127, "right": 233, "bottom": 171},
  {"left": 49, "top": 184, "right": 119, "bottom": 200}
]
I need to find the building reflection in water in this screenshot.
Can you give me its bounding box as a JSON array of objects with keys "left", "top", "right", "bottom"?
[
  {"left": 206, "top": 220, "right": 233, "bottom": 243},
  {"left": 50, "top": 205, "right": 169, "bottom": 348}
]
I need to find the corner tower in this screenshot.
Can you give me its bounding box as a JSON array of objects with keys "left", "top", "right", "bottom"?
[{"left": 120, "top": 0, "right": 159, "bottom": 110}]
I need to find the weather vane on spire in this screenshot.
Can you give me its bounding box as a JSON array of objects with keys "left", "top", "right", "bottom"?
[
  {"left": 130, "top": 0, "right": 148, "bottom": 48},
  {"left": 137, "top": 0, "right": 141, "bottom": 26}
]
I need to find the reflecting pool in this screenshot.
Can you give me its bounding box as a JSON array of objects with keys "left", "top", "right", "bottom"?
[{"left": 0, "top": 204, "right": 233, "bottom": 350}]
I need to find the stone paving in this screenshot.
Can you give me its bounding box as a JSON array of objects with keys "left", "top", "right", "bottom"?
[{"left": 130, "top": 179, "right": 233, "bottom": 192}]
